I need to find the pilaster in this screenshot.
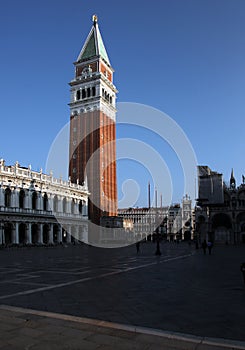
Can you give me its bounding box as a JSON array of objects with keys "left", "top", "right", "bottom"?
[
  {"left": 26, "top": 190, "right": 31, "bottom": 209},
  {"left": 11, "top": 223, "right": 19, "bottom": 244},
  {"left": 12, "top": 188, "right": 18, "bottom": 208},
  {"left": 37, "top": 193, "right": 42, "bottom": 211}
]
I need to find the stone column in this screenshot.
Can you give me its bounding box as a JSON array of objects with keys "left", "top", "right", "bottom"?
[
  {"left": 82, "top": 202, "right": 88, "bottom": 216},
  {"left": 48, "top": 225, "right": 53, "bottom": 244},
  {"left": 15, "top": 222, "right": 19, "bottom": 244},
  {"left": 50, "top": 195, "right": 54, "bottom": 212},
  {"left": 0, "top": 188, "right": 4, "bottom": 206},
  {"left": 11, "top": 189, "right": 15, "bottom": 208},
  {"left": 67, "top": 199, "right": 71, "bottom": 214},
  {"left": 23, "top": 190, "right": 27, "bottom": 209},
  {"left": 66, "top": 225, "right": 71, "bottom": 243},
  {"left": 36, "top": 193, "right": 42, "bottom": 210},
  {"left": 57, "top": 196, "right": 63, "bottom": 213},
  {"left": 74, "top": 225, "right": 79, "bottom": 241},
  {"left": 38, "top": 223, "right": 43, "bottom": 244},
  {"left": 27, "top": 223, "right": 32, "bottom": 244},
  {"left": 74, "top": 200, "right": 79, "bottom": 214}
]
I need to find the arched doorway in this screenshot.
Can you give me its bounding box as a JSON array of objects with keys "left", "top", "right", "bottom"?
[
  {"left": 4, "top": 223, "right": 12, "bottom": 245},
  {"left": 31, "top": 224, "right": 39, "bottom": 244},
  {"left": 53, "top": 225, "right": 59, "bottom": 243},
  {"left": 19, "top": 223, "right": 26, "bottom": 244},
  {"left": 184, "top": 230, "right": 191, "bottom": 241},
  {"left": 212, "top": 213, "right": 231, "bottom": 243},
  {"left": 62, "top": 228, "right": 67, "bottom": 243},
  {"left": 43, "top": 224, "right": 49, "bottom": 244}
]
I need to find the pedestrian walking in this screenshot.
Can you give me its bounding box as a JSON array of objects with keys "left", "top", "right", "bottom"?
[
  {"left": 207, "top": 240, "right": 213, "bottom": 255},
  {"left": 202, "top": 239, "right": 207, "bottom": 255}
]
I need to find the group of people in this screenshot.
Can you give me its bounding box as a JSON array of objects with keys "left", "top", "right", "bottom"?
[
  {"left": 201, "top": 239, "right": 213, "bottom": 255},
  {"left": 135, "top": 239, "right": 214, "bottom": 255}
]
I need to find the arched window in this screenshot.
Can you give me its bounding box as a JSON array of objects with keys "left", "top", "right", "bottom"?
[
  {"left": 53, "top": 195, "right": 58, "bottom": 212},
  {"left": 19, "top": 189, "right": 25, "bottom": 209},
  {"left": 63, "top": 197, "right": 67, "bottom": 213},
  {"left": 43, "top": 193, "right": 48, "bottom": 211},
  {"left": 32, "top": 191, "right": 37, "bottom": 210},
  {"left": 76, "top": 90, "right": 80, "bottom": 100},
  {"left": 4, "top": 188, "right": 11, "bottom": 207},
  {"left": 82, "top": 89, "right": 86, "bottom": 99},
  {"left": 87, "top": 88, "right": 91, "bottom": 98},
  {"left": 92, "top": 86, "right": 96, "bottom": 96},
  {"left": 109, "top": 96, "right": 112, "bottom": 104}
]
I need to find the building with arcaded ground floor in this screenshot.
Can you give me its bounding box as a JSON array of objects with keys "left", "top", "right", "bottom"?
[
  {"left": 195, "top": 165, "right": 245, "bottom": 244},
  {"left": 0, "top": 159, "right": 89, "bottom": 246}
]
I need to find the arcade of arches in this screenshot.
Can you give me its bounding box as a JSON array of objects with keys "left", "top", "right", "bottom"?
[
  {"left": 0, "top": 159, "right": 89, "bottom": 246},
  {"left": 0, "top": 221, "right": 88, "bottom": 246},
  {"left": 196, "top": 209, "right": 245, "bottom": 244}
]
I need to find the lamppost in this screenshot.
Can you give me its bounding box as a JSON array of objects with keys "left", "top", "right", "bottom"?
[{"left": 155, "top": 212, "right": 161, "bottom": 255}]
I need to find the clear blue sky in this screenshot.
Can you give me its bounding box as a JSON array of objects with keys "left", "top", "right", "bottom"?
[{"left": 0, "top": 0, "right": 245, "bottom": 207}]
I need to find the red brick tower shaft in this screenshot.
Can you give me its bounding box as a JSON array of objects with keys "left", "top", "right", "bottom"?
[{"left": 68, "top": 16, "right": 117, "bottom": 224}]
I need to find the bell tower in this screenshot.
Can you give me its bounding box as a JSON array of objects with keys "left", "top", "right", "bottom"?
[{"left": 69, "top": 15, "right": 117, "bottom": 224}]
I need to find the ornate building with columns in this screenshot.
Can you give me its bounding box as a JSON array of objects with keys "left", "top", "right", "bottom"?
[
  {"left": 195, "top": 166, "right": 245, "bottom": 244},
  {"left": 0, "top": 159, "right": 89, "bottom": 246},
  {"left": 118, "top": 196, "right": 194, "bottom": 242}
]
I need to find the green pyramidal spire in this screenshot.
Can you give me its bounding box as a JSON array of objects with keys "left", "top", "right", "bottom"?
[{"left": 77, "top": 15, "right": 111, "bottom": 65}]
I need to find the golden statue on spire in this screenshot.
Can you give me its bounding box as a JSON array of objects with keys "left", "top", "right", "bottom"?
[{"left": 92, "top": 14, "right": 98, "bottom": 24}]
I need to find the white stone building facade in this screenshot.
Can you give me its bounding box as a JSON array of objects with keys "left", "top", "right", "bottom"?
[
  {"left": 118, "top": 198, "right": 194, "bottom": 242},
  {"left": 0, "top": 159, "right": 89, "bottom": 246}
]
